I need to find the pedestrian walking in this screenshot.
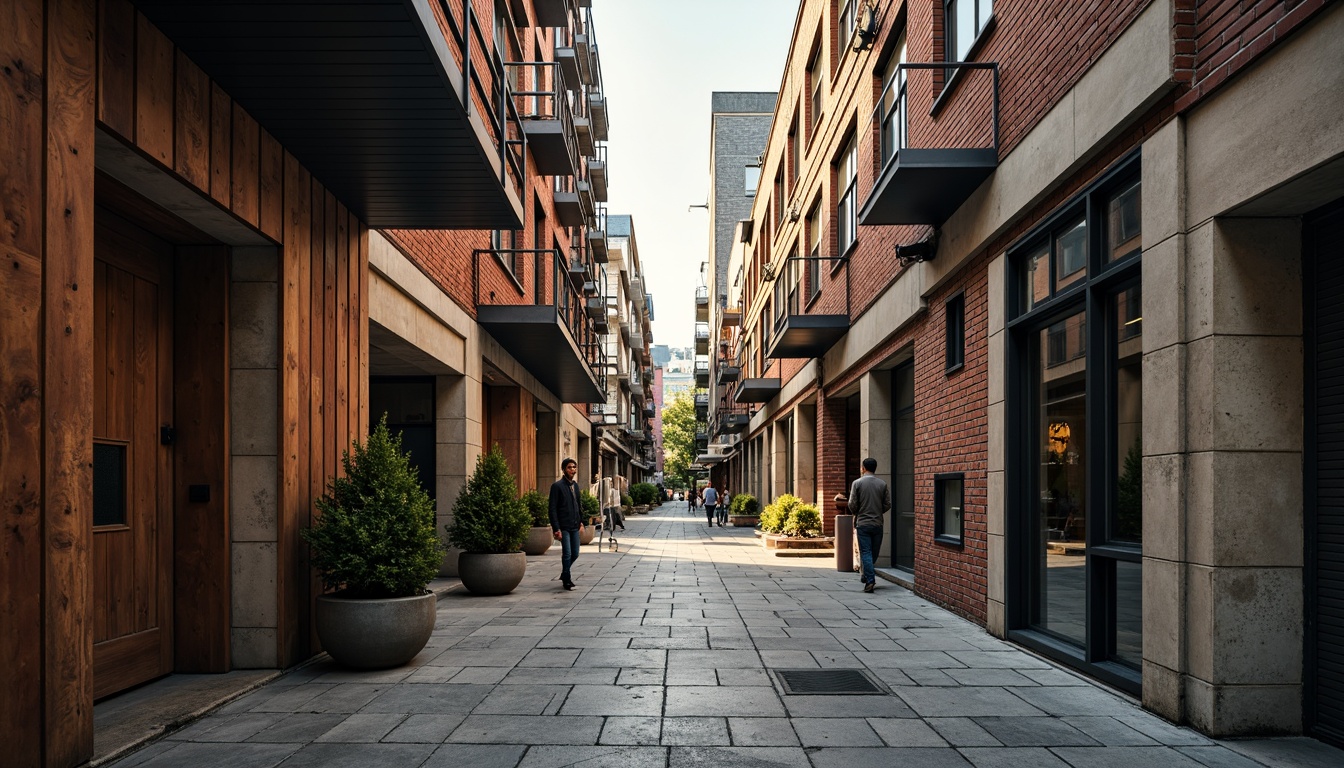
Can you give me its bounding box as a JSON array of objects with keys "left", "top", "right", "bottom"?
[
  {"left": 548, "top": 458, "right": 584, "bottom": 591},
  {"left": 606, "top": 476, "right": 625, "bottom": 531},
  {"left": 848, "top": 457, "right": 891, "bottom": 593},
  {"left": 702, "top": 481, "right": 718, "bottom": 527},
  {"left": 718, "top": 489, "right": 731, "bottom": 526},
  {"left": 688, "top": 488, "right": 697, "bottom": 514}
]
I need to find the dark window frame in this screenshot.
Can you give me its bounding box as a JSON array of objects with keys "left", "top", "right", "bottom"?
[
  {"left": 945, "top": 291, "right": 965, "bottom": 374},
  {"left": 934, "top": 472, "right": 965, "bottom": 546}
]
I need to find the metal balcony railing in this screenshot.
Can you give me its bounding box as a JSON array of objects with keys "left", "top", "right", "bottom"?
[{"left": 506, "top": 61, "right": 581, "bottom": 178}]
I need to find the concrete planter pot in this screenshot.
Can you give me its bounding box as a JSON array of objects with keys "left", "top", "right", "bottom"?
[
  {"left": 458, "top": 552, "right": 527, "bottom": 595},
  {"left": 315, "top": 592, "right": 436, "bottom": 669},
  {"left": 579, "top": 525, "right": 595, "bottom": 545},
  {"left": 634, "top": 505, "right": 649, "bottom": 514},
  {"left": 522, "top": 526, "right": 553, "bottom": 555},
  {"left": 728, "top": 515, "right": 759, "bottom": 527}
]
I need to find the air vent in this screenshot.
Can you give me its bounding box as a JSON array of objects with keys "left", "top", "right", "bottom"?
[{"left": 774, "top": 668, "right": 885, "bottom": 695}]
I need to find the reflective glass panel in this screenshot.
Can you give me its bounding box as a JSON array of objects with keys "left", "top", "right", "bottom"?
[
  {"left": 93, "top": 442, "right": 127, "bottom": 527},
  {"left": 1113, "top": 285, "right": 1142, "bottom": 543},
  {"left": 1021, "top": 244, "right": 1049, "bottom": 312},
  {"left": 1114, "top": 559, "right": 1143, "bottom": 667},
  {"left": 893, "top": 363, "right": 915, "bottom": 572},
  {"left": 938, "top": 476, "right": 964, "bottom": 540},
  {"left": 1054, "top": 218, "right": 1087, "bottom": 292},
  {"left": 1107, "top": 181, "right": 1142, "bottom": 262},
  {"left": 1033, "top": 306, "right": 1087, "bottom": 646}
]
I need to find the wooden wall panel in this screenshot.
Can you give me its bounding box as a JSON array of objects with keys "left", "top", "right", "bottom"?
[
  {"left": 336, "top": 208, "right": 350, "bottom": 458},
  {"left": 259, "top": 129, "right": 283, "bottom": 241},
  {"left": 45, "top": 1, "right": 98, "bottom": 764},
  {"left": 133, "top": 13, "right": 172, "bottom": 166},
  {"left": 172, "top": 51, "right": 210, "bottom": 190},
  {"left": 96, "top": 0, "right": 135, "bottom": 141},
  {"left": 305, "top": 177, "right": 323, "bottom": 656},
  {"left": 173, "top": 247, "right": 230, "bottom": 672},
  {"left": 279, "top": 151, "right": 309, "bottom": 666},
  {"left": 231, "top": 106, "right": 259, "bottom": 227},
  {"left": 208, "top": 83, "right": 230, "bottom": 206},
  {"left": 1, "top": 1, "right": 45, "bottom": 259}
]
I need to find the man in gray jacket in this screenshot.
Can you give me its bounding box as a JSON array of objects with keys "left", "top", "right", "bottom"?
[{"left": 848, "top": 457, "right": 891, "bottom": 593}]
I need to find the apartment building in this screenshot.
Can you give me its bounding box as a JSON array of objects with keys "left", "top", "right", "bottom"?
[
  {"left": 714, "top": 0, "right": 1344, "bottom": 742},
  {"left": 0, "top": 0, "right": 619, "bottom": 764},
  {"left": 593, "top": 215, "right": 659, "bottom": 486}
]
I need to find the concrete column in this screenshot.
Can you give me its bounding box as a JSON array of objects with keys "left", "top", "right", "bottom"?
[
  {"left": 986, "top": 254, "right": 1007, "bottom": 636},
  {"left": 860, "top": 371, "right": 893, "bottom": 567},
  {"left": 794, "top": 404, "right": 817, "bottom": 504},
  {"left": 228, "top": 247, "right": 281, "bottom": 668},
  {"left": 437, "top": 328, "right": 483, "bottom": 577},
  {"left": 771, "top": 422, "right": 789, "bottom": 501},
  {"left": 535, "top": 410, "right": 561, "bottom": 492}
]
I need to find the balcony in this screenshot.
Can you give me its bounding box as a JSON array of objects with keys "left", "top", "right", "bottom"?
[
  {"left": 533, "top": 0, "right": 577, "bottom": 27},
  {"left": 588, "top": 88, "right": 610, "bottom": 142},
  {"left": 735, "top": 378, "right": 781, "bottom": 404},
  {"left": 553, "top": 17, "right": 587, "bottom": 87},
  {"left": 508, "top": 62, "right": 581, "bottom": 178},
  {"left": 766, "top": 313, "right": 849, "bottom": 359},
  {"left": 553, "top": 174, "right": 593, "bottom": 228},
  {"left": 588, "top": 207, "right": 609, "bottom": 262},
  {"left": 695, "top": 285, "right": 709, "bottom": 321},
  {"left": 716, "top": 361, "right": 741, "bottom": 385},
  {"left": 588, "top": 144, "right": 608, "bottom": 202},
  {"left": 133, "top": 0, "right": 526, "bottom": 229},
  {"left": 643, "top": 401, "right": 656, "bottom": 418},
  {"left": 694, "top": 392, "right": 709, "bottom": 419},
  {"left": 722, "top": 304, "right": 741, "bottom": 327},
  {"left": 719, "top": 409, "right": 750, "bottom": 434},
  {"left": 694, "top": 359, "right": 710, "bottom": 387},
  {"left": 474, "top": 247, "right": 603, "bottom": 403},
  {"left": 859, "top": 63, "right": 1000, "bottom": 227},
  {"left": 694, "top": 322, "right": 710, "bottom": 354}
]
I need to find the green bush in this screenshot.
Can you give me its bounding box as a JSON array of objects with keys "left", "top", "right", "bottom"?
[
  {"left": 302, "top": 416, "right": 442, "bottom": 599},
  {"left": 759, "top": 493, "right": 803, "bottom": 534},
  {"left": 729, "top": 493, "right": 759, "bottom": 516},
  {"left": 621, "top": 493, "right": 634, "bottom": 509},
  {"left": 520, "top": 489, "right": 549, "bottom": 527},
  {"left": 630, "top": 482, "right": 659, "bottom": 506},
  {"left": 445, "top": 446, "right": 531, "bottom": 554},
  {"left": 580, "top": 489, "right": 601, "bottom": 524},
  {"left": 782, "top": 503, "right": 823, "bottom": 538}
]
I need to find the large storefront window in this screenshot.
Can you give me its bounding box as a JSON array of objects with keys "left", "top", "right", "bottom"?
[{"left": 1008, "top": 153, "right": 1142, "bottom": 692}]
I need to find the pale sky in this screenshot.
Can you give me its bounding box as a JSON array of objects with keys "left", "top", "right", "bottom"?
[{"left": 594, "top": 0, "right": 799, "bottom": 350}]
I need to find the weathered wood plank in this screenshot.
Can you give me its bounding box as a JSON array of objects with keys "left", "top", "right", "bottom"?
[
  {"left": 0, "top": 244, "right": 45, "bottom": 768},
  {"left": 335, "top": 206, "right": 350, "bottom": 460},
  {"left": 173, "top": 247, "right": 231, "bottom": 673},
  {"left": 96, "top": 0, "right": 136, "bottom": 140},
  {"left": 173, "top": 51, "right": 210, "bottom": 192},
  {"left": 131, "top": 274, "right": 155, "bottom": 635},
  {"left": 153, "top": 247, "right": 173, "bottom": 676},
  {"left": 0, "top": 0, "right": 45, "bottom": 259},
  {"left": 231, "top": 105, "right": 260, "bottom": 227},
  {"left": 133, "top": 12, "right": 173, "bottom": 166},
  {"left": 258, "top": 129, "right": 283, "bottom": 242},
  {"left": 357, "top": 222, "right": 369, "bottom": 438},
  {"left": 323, "top": 192, "right": 337, "bottom": 492},
  {"left": 209, "top": 83, "right": 230, "bottom": 207},
  {"left": 45, "top": 0, "right": 98, "bottom": 760}
]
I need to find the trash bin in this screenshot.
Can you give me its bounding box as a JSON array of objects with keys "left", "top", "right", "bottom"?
[{"left": 834, "top": 492, "right": 854, "bottom": 573}]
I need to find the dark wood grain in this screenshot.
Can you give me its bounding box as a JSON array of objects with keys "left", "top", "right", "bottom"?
[
  {"left": 134, "top": 13, "right": 173, "bottom": 166},
  {"left": 173, "top": 50, "right": 210, "bottom": 191}
]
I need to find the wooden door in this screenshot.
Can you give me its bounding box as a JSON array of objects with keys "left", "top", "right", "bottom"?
[{"left": 92, "top": 215, "right": 174, "bottom": 700}]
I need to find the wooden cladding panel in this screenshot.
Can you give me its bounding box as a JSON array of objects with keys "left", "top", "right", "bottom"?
[
  {"left": 208, "top": 83, "right": 230, "bottom": 206},
  {"left": 259, "top": 129, "right": 284, "bottom": 241},
  {"left": 231, "top": 107, "right": 260, "bottom": 227},
  {"left": 45, "top": 0, "right": 98, "bottom": 763},
  {"left": 173, "top": 51, "right": 210, "bottom": 191},
  {"left": 96, "top": 0, "right": 135, "bottom": 141},
  {"left": 133, "top": 13, "right": 173, "bottom": 166},
  {"left": 173, "top": 247, "right": 231, "bottom": 673}
]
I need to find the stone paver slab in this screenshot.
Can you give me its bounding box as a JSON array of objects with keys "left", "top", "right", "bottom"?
[
  {"left": 1050, "top": 746, "right": 1207, "bottom": 767},
  {"left": 516, "top": 745, "right": 667, "bottom": 767},
  {"left": 447, "top": 715, "right": 603, "bottom": 745},
  {"left": 124, "top": 742, "right": 299, "bottom": 768},
  {"left": 727, "top": 717, "right": 799, "bottom": 747},
  {"left": 781, "top": 693, "right": 915, "bottom": 719},
  {"left": 868, "top": 717, "right": 950, "bottom": 747},
  {"left": 473, "top": 684, "right": 570, "bottom": 715},
  {"left": 660, "top": 717, "right": 731, "bottom": 745},
  {"left": 664, "top": 686, "right": 785, "bottom": 717},
  {"left": 382, "top": 714, "right": 464, "bottom": 743},
  {"left": 791, "top": 717, "right": 883, "bottom": 747},
  {"left": 599, "top": 716, "right": 661, "bottom": 745},
  {"left": 268, "top": 742, "right": 436, "bottom": 767},
  {"left": 896, "top": 687, "right": 1047, "bottom": 718},
  {"left": 313, "top": 713, "right": 405, "bottom": 743},
  {"left": 808, "top": 746, "right": 974, "bottom": 767},
  {"left": 245, "top": 713, "right": 347, "bottom": 743},
  {"left": 360, "top": 683, "right": 493, "bottom": 714},
  {"left": 668, "top": 746, "right": 812, "bottom": 767},
  {"left": 420, "top": 744, "right": 527, "bottom": 767},
  {"left": 971, "top": 716, "right": 1098, "bottom": 747},
  {"left": 556, "top": 685, "right": 663, "bottom": 716},
  {"left": 959, "top": 746, "right": 1072, "bottom": 767}
]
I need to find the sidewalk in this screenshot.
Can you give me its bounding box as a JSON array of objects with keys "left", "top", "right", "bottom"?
[{"left": 110, "top": 507, "right": 1343, "bottom": 768}]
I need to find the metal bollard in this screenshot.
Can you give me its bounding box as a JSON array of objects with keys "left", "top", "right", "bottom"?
[{"left": 835, "top": 514, "right": 855, "bottom": 573}]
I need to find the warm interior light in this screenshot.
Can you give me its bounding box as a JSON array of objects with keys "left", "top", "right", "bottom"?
[{"left": 1124, "top": 316, "right": 1142, "bottom": 326}]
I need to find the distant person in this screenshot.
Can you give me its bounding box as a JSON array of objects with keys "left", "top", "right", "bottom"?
[
  {"left": 548, "top": 458, "right": 584, "bottom": 591},
  {"left": 848, "top": 457, "right": 891, "bottom": 593},
  {"left": 702, "top": 481, "right": 718, "bottom": 527},
  {"left": 688, "top": 488, "right": 697, "bottom": 514},
  {"left": 607, "top": 476, "right": 625, "bottom": 531},
  {"left": 719, "top": 489, "right": 731, "bottom": 526}
]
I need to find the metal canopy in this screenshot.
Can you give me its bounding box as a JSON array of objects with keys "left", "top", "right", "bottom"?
[
  {"left": 858, "top": 148, "right": 997, "bottom": 226},
  {"left": 766, "top": 314, "right": 849, "bottom": 359},
  {"left": 477, "top": 305, "right": 603, "bottom": 403},
  {"left": 133, "top": 0, "right": 523, "bottom": 230},
  {"left": 735, "top": 378, "right": 782, "bottom": 404}
]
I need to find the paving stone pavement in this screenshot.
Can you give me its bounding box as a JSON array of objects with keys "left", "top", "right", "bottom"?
[{"left": 109, "top": 508, "right": 1344, "bottom": 768}]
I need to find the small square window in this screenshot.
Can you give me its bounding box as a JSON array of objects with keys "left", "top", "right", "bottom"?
[
  {"left": 745, "top": 165, "right": 761, "bottom": 197},
  {"left": 945, "top": 293, "right": 965, "bottom": 373},
  {"left": 93, "top": 442, "right": 127, "bottom": 527},
  {"left": 934, "top": 473, "right": 964, "bottom": 545}
]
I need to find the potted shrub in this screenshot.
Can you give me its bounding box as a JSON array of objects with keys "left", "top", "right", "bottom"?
[
  {"left": 758, "top": 494, "right": 802, "bottom": 548},
  {"left": 621, "top": 492, "right": 635, "bottom": 516},
  {"left": 446, "top": 446, "right": 532, "bottom": 595},
  {"left": 630, "top": 482, "right": 658, "bottom": 512},
  {"left": 303, "top": 416, "right": 442, "bottom": 669},
  {"left": 727, "top": 493, "right": 761, "bottom": 527},
  {"left": 520, "top": 489, "right": 553, "bottom": 556},
  {"left": 579, "top": 489, "right": 600, "bottom": 544}
]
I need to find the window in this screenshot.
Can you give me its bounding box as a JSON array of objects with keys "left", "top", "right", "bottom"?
[
  {"left": 945, "top": 0, "right": 993, "bottom": 61},
  {"left": 745, "top": 164, "right": 761, "bottom": 197},
  {"left": 836, "top": 136, "right": 857, "bottom": 257},
  {"left": 945, "top": 292, "right": 965, "bottom": 373},
  {"left": 934, "top": 473, "right": 964, "bottom": 545},
  {"left": 492, "top": 228, "right": 522, "bottom": 277},
  {"left": 93, "top": 442, "right": 127, "bottom": 527},
  {"left": 774, "top": 172, "right": 785, "bottom": 231},
  {"left": 879, "top": 33, "right": 908, "bottom": 167},
  {"left": 838, "top": 0, "right": 858, "bottom": 59},
  {"left": 789, "top": 120, "right": 800, "bottom": 192},
  {"left": 807, "top": 203, "right": 822, "bottom": 301},
  {"left": 1007, "top": 154, "right": 1143, "bottom": 688},
  {"left": 809, "top": 53, "right": 824, "bottom": 132}
]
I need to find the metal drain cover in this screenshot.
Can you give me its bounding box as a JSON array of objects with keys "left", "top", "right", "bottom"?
[{"left": 773, "top": 668, "right": 885, "bottom": 695}]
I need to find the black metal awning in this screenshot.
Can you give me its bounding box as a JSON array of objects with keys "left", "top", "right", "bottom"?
[
  {"left": 858, "top": 148, "right": 998, "bottom": 226},
  {"left": 735, "top": 378, "right": 781, "bottom": 404},
  {"left": 477, "top": 305, "right": 603, "bottom": 403},
  {"left": 766, "top": 314, "right": 849, "bottom": 359},
  {"left": 134, "top": 0, "right": 524, "bottom": 229}
]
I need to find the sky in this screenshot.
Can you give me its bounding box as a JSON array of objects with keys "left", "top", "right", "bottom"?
[{"left": 594, "top": 0, "right": 799, "bottom": 351}]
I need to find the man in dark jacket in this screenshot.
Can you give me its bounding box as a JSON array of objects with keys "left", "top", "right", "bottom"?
[
  {"left": 848, "top": 457, "right": 891, "bottom": 593},
  {"left": 548, "top": 457, "right": 584, "bottom": 590}
]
